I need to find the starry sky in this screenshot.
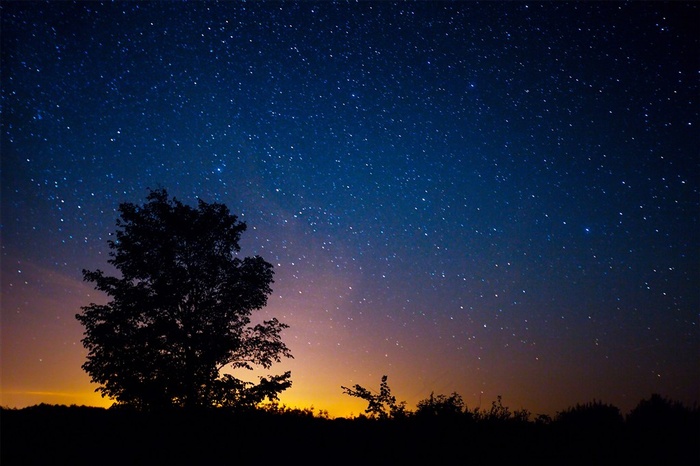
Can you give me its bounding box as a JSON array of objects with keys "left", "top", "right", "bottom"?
[{"left": 2, "top": 1, "right": 698, "bottom": 418}]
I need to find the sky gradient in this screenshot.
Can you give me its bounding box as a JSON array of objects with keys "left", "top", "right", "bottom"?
[{"left": 2, "top": 1, "right": 698, "bottom": 418}]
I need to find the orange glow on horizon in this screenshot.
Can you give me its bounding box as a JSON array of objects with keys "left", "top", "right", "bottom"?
[
  {"left": 0, "top": 389, "right": 113, "bottom": 409},
  {"left": 2, "top": 257, "right": 697, "bottom": 419}
]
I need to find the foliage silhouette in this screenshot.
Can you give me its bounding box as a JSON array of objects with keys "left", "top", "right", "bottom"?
[
  {"left": 75, "top": 189, "right": 292, "bottom": 410},
  {"left": 625, "top": 394, "right": 700, "bottom": 465},
  {"left": 415, "top": 391, "right": 465, "bottom": 419},
  {"left": 555, "top": 399, "right": 624, "bottom": 429},
  {"left": 551, "top": 400, "right": 625, "bottom": 464},
  {"left": 341, "top": 375, "right": 407, "bottom": 419},
  {"left": 3, "top": 394, "right": 699, "bottom": 466},
  {"left": 627, "top": 393, "right": 698, "bottom": 428},
  {"left": 483, "top": 395, "right": 531, "bottom": 423}
]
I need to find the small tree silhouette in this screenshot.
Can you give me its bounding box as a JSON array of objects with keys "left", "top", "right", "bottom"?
[
  {"left": 341, "top": 375, "right": 407, "bottom": 419},
  {"left": 76, "top": 189, "right": 293, "bottom": 410}
]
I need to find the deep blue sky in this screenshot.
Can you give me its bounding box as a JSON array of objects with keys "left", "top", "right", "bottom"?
[{"left": 2, "top": 1, "right": 698, "bottom": 416}]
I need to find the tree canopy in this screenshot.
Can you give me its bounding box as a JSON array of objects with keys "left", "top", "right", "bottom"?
[{"left": 76, "top": 189, "right": 292, "bottom": 409}]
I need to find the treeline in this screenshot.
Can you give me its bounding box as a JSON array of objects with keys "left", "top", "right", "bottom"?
[{"left": 2, "top": 393, "right": 698, "bottom": 465}]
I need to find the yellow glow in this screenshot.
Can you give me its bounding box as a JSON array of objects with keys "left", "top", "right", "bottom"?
[{"left": 1, "top": 389, "right": 113, "bottom": 409}]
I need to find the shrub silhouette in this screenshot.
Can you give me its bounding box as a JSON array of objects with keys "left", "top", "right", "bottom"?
[
  {"left": 483, "top": 395, "right": 530, "bottom": 423},
  {"left": 555, "top": 399, "right": 623, "bottom": 429},
  {"left": 626, "top": 394, "right": 700, "bottom": 465},
  {"left": 627, "top": 393, "right": 698, "bottom": 429},
  {"left": 415, "top": 392, "right": 465, "bottom": 419},
  {"left": 552, "top": 400, "right": 625, "bottom": 464}
]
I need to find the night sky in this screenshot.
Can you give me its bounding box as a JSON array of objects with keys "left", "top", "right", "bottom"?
[{"left": 2, "top": 1, "right": 698, "bottom": 418}]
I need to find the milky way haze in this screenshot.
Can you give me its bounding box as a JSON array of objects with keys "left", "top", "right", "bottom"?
[{"left": 2, "top": 1, "right": 698, "bottom": 417}]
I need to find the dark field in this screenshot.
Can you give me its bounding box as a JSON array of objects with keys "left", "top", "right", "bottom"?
[{"left": 2, "top": 399, "right": 699, "bottom": 466}]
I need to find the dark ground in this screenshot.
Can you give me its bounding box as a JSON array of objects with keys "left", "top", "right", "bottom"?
[{"left": 2, "top": 403, "right": 699, "bottom": 465}]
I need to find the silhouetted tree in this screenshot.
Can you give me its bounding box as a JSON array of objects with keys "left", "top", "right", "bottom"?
[
  {"left": 341, "top": 375, "right": 407, "bottom": 419},
  {"left": 76, "top": 189, "right": 292, "bottom": 410}
]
